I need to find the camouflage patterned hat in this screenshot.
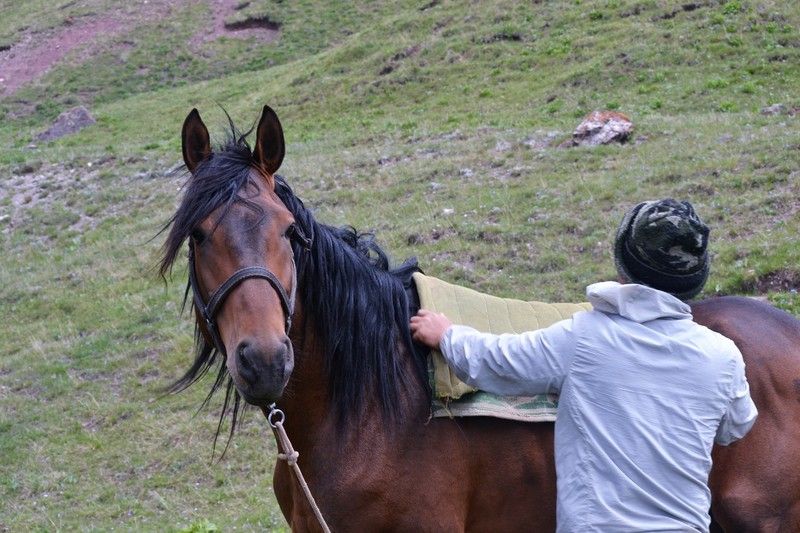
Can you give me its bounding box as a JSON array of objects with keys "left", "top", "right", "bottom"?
[{"left": 614, "top": 199, "right": 710, "bottom": 300}]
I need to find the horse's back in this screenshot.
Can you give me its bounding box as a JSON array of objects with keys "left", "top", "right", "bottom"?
[{"left": 692, "top": 296, "right": 800, "bottom": 532}]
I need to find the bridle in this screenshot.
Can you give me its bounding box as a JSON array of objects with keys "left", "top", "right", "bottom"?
[
  {"left": 186, "top": 231, "right": 331, "bottom": 529},
  {"left": 186, "top": 235, "right": 306, "bottom": 356}
]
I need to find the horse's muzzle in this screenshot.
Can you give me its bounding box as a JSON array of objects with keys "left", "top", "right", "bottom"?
[{"left": 232, "top": 336, "right": 294, "bottom": 405}]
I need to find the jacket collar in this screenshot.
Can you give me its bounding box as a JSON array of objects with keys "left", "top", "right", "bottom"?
[{"left": 586, "top": 281, "right": 692, "bottom": 323}]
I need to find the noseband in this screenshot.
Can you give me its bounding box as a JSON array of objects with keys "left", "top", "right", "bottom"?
[{"left": 187, "top": 242, "right": 297, "bottom": 356}]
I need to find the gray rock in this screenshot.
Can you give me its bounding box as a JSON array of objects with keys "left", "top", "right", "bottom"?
[{"left": 36, "top": 105, "right": 96, "bottom": 142}]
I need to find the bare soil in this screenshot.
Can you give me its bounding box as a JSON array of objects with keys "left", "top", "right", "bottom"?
[
  {"left": 0, "top": 0, "right": 281, "bottom": 238},
  {"left": 0, "top": 0, "right": 279, "bottom": 97}
]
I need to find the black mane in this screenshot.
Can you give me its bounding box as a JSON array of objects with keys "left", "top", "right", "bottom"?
[
  {"left": 159, "top": 129, "right": 430, "bottom": 446},
  {"left": 274, "top": 175, "right": 430, "bottom": 426}
]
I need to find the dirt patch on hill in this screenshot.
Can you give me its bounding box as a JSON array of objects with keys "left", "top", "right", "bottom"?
[
  {"left": 192, "top": 0, "right": 280, "bottom": 46},
  {"left": 0, "top": 16, "right": 124, "bottom": 97},
  {"left": 0, "top": 0, "right": 279, "bottom": 98},
  {"left": 741, "top": 269, "right": 800, "bottom": 294}
]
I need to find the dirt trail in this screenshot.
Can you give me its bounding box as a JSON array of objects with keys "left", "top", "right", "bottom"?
[
  {"left": 0, "top": 17, "right": 123, "bottom": 96},
  {"left": 0, "top": 0, "right": 278, "bottom": 98}
]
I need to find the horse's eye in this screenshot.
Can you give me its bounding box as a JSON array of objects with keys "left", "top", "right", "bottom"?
[
  {"left": 191, "top": 228, "right": 206, "bottom": 244},
  {"left": 284, "top": 224, "right": 297, "bottom": 239}
]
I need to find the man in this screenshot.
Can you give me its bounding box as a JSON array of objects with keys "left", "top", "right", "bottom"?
[{"left": 410, "top": 199, "right": 758, "bottom": 532}]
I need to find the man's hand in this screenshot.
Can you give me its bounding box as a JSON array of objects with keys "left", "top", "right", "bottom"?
[{"left": 410, "top": 309, "right": 453, "bottom": 349}]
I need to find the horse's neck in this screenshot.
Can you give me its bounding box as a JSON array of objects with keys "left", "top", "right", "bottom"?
[
  {"left": 279, "top": 315, "right": 428, "bottom": 452},
  {"left": 280, "top": 319, "right": 332, "bottom": 428}
]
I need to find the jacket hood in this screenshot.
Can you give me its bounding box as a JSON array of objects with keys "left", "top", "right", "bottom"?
[{"left": 586, "top": 281, "right": 692, "bottom": 323}]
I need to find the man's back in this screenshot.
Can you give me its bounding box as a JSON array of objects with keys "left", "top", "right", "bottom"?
[{"left": 555, "top": 282, "right": 750, "bottom": 532}]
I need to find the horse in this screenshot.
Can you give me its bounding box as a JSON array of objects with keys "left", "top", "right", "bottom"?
[{"left": 159, "top": 105, "right": 800, "bottom": 532}]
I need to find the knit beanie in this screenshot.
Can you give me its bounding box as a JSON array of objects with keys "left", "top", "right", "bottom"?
[{"left": 614, "top": 199, "right": 710, "bottom": 300}]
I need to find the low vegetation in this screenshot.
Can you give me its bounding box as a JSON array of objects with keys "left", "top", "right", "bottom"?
[{"left": 1, "top": 0, "right": 799, "bottom": 530}]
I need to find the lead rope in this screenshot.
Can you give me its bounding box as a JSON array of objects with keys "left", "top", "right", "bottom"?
[{"left": 267, "top": 404, "right": 332, "bottom": 533}]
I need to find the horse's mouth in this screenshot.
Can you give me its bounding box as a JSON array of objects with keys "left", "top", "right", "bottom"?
[
  {"left": 238, "top": 390, "right": 280, "bottom": 407},
  {"left": 233, "top": 368, "right": 293, "bottom": 406}
]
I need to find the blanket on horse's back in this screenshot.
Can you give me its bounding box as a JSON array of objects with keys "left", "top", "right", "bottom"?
[{"left": 412, "top": 273, "right": 592, "bottom": 421}]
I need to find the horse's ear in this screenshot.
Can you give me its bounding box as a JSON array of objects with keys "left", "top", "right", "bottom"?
[
  {"left": 252, "top": 105, "right": 285, "bottom": 177},
  {"left": 182, "top": 108, "right": 212, "bottom": 172}
]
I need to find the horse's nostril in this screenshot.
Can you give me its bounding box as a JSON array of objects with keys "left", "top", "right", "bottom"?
[{"left": 236, "top": 342, "right": 257, "bottom": 385}]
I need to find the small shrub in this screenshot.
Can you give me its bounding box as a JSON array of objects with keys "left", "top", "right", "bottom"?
[
  {"left": 722, "top": 2, "right": 742, "bottom": 15},
  {"left": 178, "top": 519, "right": 220, "bottom": 533},
  {"left": 740, "top": 83, "right": 756, "bottom": 94},
  {"left": 706, "top": 78, "right": 730, "bottom": 89},
  {"left": 728, "top": 35, "right": 743, "bottom": 47}
]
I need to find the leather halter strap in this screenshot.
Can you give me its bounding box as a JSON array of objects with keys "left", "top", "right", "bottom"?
[{"left": 188, "top": 244, "right": 295, "bottom": 355}]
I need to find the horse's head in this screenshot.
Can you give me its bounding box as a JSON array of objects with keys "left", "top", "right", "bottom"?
[{"left": 168, "top": 105, "right": 300, "bottom": 406}]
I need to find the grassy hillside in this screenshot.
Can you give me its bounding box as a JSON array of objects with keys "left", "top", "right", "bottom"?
[{"left": 2, "top": 0, "right": 799, "bottom": 530}]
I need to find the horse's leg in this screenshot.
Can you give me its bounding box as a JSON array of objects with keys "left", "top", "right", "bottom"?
[{"left": 693, "top": 297, "right": 800, "bottom": 532}]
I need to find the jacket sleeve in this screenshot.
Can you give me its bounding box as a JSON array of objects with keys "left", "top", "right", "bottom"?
[
  {"left": 440, "top": 319, "right": 576, "bottom": 396},
  {"left": 715, "top": 351, "right": 758, "bottom": 445}
]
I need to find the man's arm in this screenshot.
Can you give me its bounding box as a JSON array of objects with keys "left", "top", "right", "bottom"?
[
  {"left": 411, "top": 309, "right": 576, "bottom": 396},
  {"left": 410, "top": 309, "right": 452, "bottom": 349},
  {"left": 715, "top": 351, "right": 759, "bottom": 445}
]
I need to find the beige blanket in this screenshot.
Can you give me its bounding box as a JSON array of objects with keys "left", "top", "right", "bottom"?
[{"left": 413, "top": 272, "right": 592, "bottom": 420}]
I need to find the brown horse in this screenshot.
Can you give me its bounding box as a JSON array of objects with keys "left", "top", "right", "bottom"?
[{"left": 159, "top": 105, "right": 800, "bottom": 532}]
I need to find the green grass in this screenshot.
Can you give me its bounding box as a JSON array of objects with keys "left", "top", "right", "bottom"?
[{"left": 2, "top": 0, "right": 800, "bottom": 530}]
